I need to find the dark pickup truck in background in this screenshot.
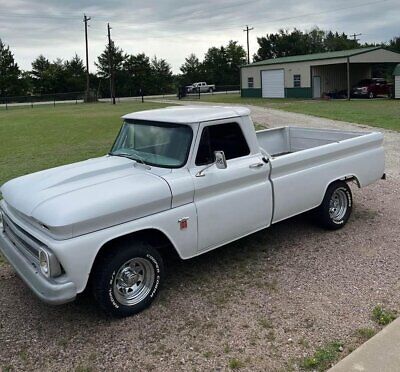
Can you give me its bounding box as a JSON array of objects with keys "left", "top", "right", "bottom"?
[{"left": 351, "top": 78, "right": 392, "bottom": 98}]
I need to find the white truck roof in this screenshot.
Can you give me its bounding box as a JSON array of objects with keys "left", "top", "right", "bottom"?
[{"left": 122, "top": 106, "right": 251, "bottom": 124}]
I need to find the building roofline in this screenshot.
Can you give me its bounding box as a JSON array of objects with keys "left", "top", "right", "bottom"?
[{"left": 242, "top": 46, "right": 384, "bottom": 68}]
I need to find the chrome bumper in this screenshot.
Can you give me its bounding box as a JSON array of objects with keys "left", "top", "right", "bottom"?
[{"left": 0, "top": 226, "right": 76, "bottom": 305}]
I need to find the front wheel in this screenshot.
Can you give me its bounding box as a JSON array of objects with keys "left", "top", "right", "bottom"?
[
  {"left": 315, "top": 181, "right": 353, "bottom": 230},
  {"left": 92, "top": 241, "right": 164, "bottom": 317}
]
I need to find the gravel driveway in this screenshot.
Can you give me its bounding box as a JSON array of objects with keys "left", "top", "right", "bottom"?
[{"left": 1, "top": 104, "right": 399, "bottom": 371}]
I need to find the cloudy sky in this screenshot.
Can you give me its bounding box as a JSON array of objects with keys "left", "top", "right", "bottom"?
[{"left": 0, "top": 0, "right": 398, "bottom": 73}]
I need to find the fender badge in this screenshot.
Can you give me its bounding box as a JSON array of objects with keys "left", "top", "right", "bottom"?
[{"left": 178, "top": 217, "right": 189, "bottom": 230}]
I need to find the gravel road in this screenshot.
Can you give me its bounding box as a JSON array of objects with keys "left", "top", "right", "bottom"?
[{"left": 1, "top": 104, "right": 399, "bottom": 371}]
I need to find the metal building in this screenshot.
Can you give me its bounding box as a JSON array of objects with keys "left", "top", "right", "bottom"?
[{"left": 241, "top": 47, "right": 400, "bottom": 99}]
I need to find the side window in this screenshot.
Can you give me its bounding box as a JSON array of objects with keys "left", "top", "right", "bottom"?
[
  {"left": 293, "top": 74, "right": 301, "bottom": 88},
  {"left": 195, "top": 123, "right": 250, "bottom": 166},
  {"left": 248, "top": 77, "right": 254, "bottom": 88}
]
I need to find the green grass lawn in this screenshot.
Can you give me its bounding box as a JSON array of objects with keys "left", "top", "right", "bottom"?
[
  {"left": 0, "top": 101, "right": 170, "bottom": 186},
  {"left": 194, "top": 93, "right": 400, "bottom": 131}
]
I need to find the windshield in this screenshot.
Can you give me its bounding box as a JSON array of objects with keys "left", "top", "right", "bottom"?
[
  {"left": 356, "top": 79, "right": 373, "bottom": 86},
  {"left": 110, "top": 120, "right": 193, "bottom": 168}
]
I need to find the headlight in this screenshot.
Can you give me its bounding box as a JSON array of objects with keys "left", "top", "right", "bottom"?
[
  {"left": 39, "top": 249, "right": 50, "bottom": 277},
  {"left": 39, "top": 248, "right": 62, "bottom": 278}
]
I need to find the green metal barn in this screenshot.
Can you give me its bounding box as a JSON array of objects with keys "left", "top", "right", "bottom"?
[{"left": 241, "top": 47, "right": 400, "bottom": 99}]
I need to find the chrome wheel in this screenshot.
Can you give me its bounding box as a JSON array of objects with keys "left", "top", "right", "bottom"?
[
  {"left": 113, "top": 258, "right": 155, "bottom": 306},
  {"left": 329, "top": 188, "right": 348, "bottom": 222}
]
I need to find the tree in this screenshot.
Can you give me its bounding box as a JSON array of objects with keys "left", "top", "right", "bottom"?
[
  {"left": 0, "top": 39, "right": 23, "bottom": 97},
  {"left": 30, "top": 55, "right": 52, "bottom": 94},
  {"left": 202, "top": 41, "right": 246, "bottom": 85},
  {"left": 324, "top": 31, "right": 359, "bottom": 51},
  {"left": 254, "top": 28, "right": 361, "bottom": 61},
  {"left": 122, "top": 53, "right": 153, "bottom": 95},
  {"left": 203, "top": 46, "right": 228, "bottom": 86},
  {"left": 95, "top": 42, "right": 126, "bottom": 98},
  {"left": 95, "top": 43, "right": 126, "bottom": 78},
  {"left": 180, "top": 54, "right": 205, "bottom": 85},
  {"left": 30, "top": 55, "right": 87, "bottom": 95},
  {"left": 307, "top": 28, "right": 326, "bottom": 53},
  {"left": 179, "top": 42, "right": 245, "bottom": 87},
  {"left": 389, "top": 36, "right": 400, "bottom": 53},
  {"left": 254, "top": 29, "right": 306, "bottom": 61},
  {"left": 151, "top": 57, "right": 173, "bottom": 93},
  {"left": 224, "top": 40, "right": 247, "bottom": 85},
  {"left": 49, "top": 58, "right": 67, "bottom": 93},
  {"left": 64, "top": 54, "right": 86, "bottom": 92}
]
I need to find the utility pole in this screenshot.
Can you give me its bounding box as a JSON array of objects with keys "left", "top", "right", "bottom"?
[
  {"left": 83, "top": 14, "right": 91, "bottom": 102},
  {"left": 350, "top": 33, "right": 362, "bottom": 43},
  {"left": 107, "top": 23, "right": 115, "bottom": 104},
  {"left": 243, "top": 25, "right": 254, "bottom": 64}
]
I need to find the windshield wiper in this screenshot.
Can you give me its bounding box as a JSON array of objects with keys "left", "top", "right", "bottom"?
[{"left": 109, "top": 151, "right": 150, "bottom": 168}]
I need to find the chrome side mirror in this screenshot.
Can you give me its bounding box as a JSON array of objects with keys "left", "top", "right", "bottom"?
[
  {"left": 196, "top": 151, "right": 228, "bottom": 177},
  {"left": 214, "top": 151, "right": 227, "bottom": 169}
]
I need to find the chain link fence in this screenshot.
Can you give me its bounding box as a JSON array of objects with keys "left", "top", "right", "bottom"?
[
  {"left": 0, "top": 92, "right": 93, "bottom": 110},
  {"left": 178, "top": 85, "right": 240, "bottom": 100},
  {"left": 1, "top": 85, "right": 240, "bottom": 109}
]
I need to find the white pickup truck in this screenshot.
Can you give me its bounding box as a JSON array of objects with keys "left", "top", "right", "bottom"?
[
  {"left": 0, "top": 106, "right": 385, "bottom": 317},
  {"left": 187, "top": 82, "right": 215, "bottom": 93}
]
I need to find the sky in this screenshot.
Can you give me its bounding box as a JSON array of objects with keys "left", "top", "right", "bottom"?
[{"left": 0, "top": 0, "right": 399, "bottom": 74}]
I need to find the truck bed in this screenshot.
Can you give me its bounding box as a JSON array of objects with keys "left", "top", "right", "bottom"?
[
  {"left": 256, "top": 126, "right": 385, "bottom": 224},
  {"left": 256, "top": 126, "right": 367, "bottom": 157}
]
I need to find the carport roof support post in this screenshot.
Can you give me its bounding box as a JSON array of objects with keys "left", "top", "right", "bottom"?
[{"left": 347, "top": 57, "right": 351, "bottom": 101}]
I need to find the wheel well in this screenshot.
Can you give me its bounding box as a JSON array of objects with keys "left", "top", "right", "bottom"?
[
  {"left": 340, "top": 175, "right": 361, "bottom": 188},
  {"left": 88, "top": 229, "right": 180, "bottom": 289},
  {"left": 318, "top": 176, "right": 359, "bottom": 208}
]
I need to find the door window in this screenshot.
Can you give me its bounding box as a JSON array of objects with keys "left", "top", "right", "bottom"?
[{"left": 195, "top": 123, "right": 250, "bottom": 166}]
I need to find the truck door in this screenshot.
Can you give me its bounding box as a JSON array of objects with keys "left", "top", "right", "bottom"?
[{"left": 190, "top": 120, "right": 273, "bottom": 252}]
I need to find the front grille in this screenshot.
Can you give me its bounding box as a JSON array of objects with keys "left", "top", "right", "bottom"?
[{"left": 2, "top": 210, "right": 43, "bottom": 263}]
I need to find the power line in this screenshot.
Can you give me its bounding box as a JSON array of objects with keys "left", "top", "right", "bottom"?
[
  {"left": 350, "top": 33, "right": 362, "bottom": 42},
  {"left": 243, "top": 25, "right": 254, "bottom": 64}
]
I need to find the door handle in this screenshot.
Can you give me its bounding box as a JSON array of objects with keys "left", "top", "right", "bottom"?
[{"left": 249, "top": 162, "right": 264, "bottom": 169}]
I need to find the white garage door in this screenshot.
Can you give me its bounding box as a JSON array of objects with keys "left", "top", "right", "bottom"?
[
  {"left": 261, "top": 69, "right": 284, "bottom": 98},
  {"left": 396, "top": 76, "right": 400, "bottom": 99}
]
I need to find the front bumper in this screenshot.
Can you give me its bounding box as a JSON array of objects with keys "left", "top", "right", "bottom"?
[
  {"left": 351, "top": 91, "right": 368, "bottom": 97},
  {"left": 0, "top": 226, "right": 76, "bottom": 305}
]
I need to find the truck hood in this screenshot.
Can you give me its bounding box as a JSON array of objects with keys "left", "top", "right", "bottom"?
[{"left": 1, "top": 156, "right": 172, "bottom": 239}]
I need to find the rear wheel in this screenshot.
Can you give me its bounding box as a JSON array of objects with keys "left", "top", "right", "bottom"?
[
  {"left": 315, "top": 181, "right": 353, "bottom": 230},
  {"left": 92, "top": 241, "right": 164, "bottom": 317}
]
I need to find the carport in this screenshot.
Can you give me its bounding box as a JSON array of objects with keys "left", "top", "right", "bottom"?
[
  {"left": 311, "top": 63, "right": 372, "bottom": 99},
  {"left": 241, "top": 47, "right": 400, "bottom": 99},
  {"left": 311, "top": 48, "right": 400, "bottom": 100}
]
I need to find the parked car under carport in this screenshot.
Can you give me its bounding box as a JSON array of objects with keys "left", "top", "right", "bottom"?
[{"left": 351, "top": 78, "right": 392, "bottom": 98}]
